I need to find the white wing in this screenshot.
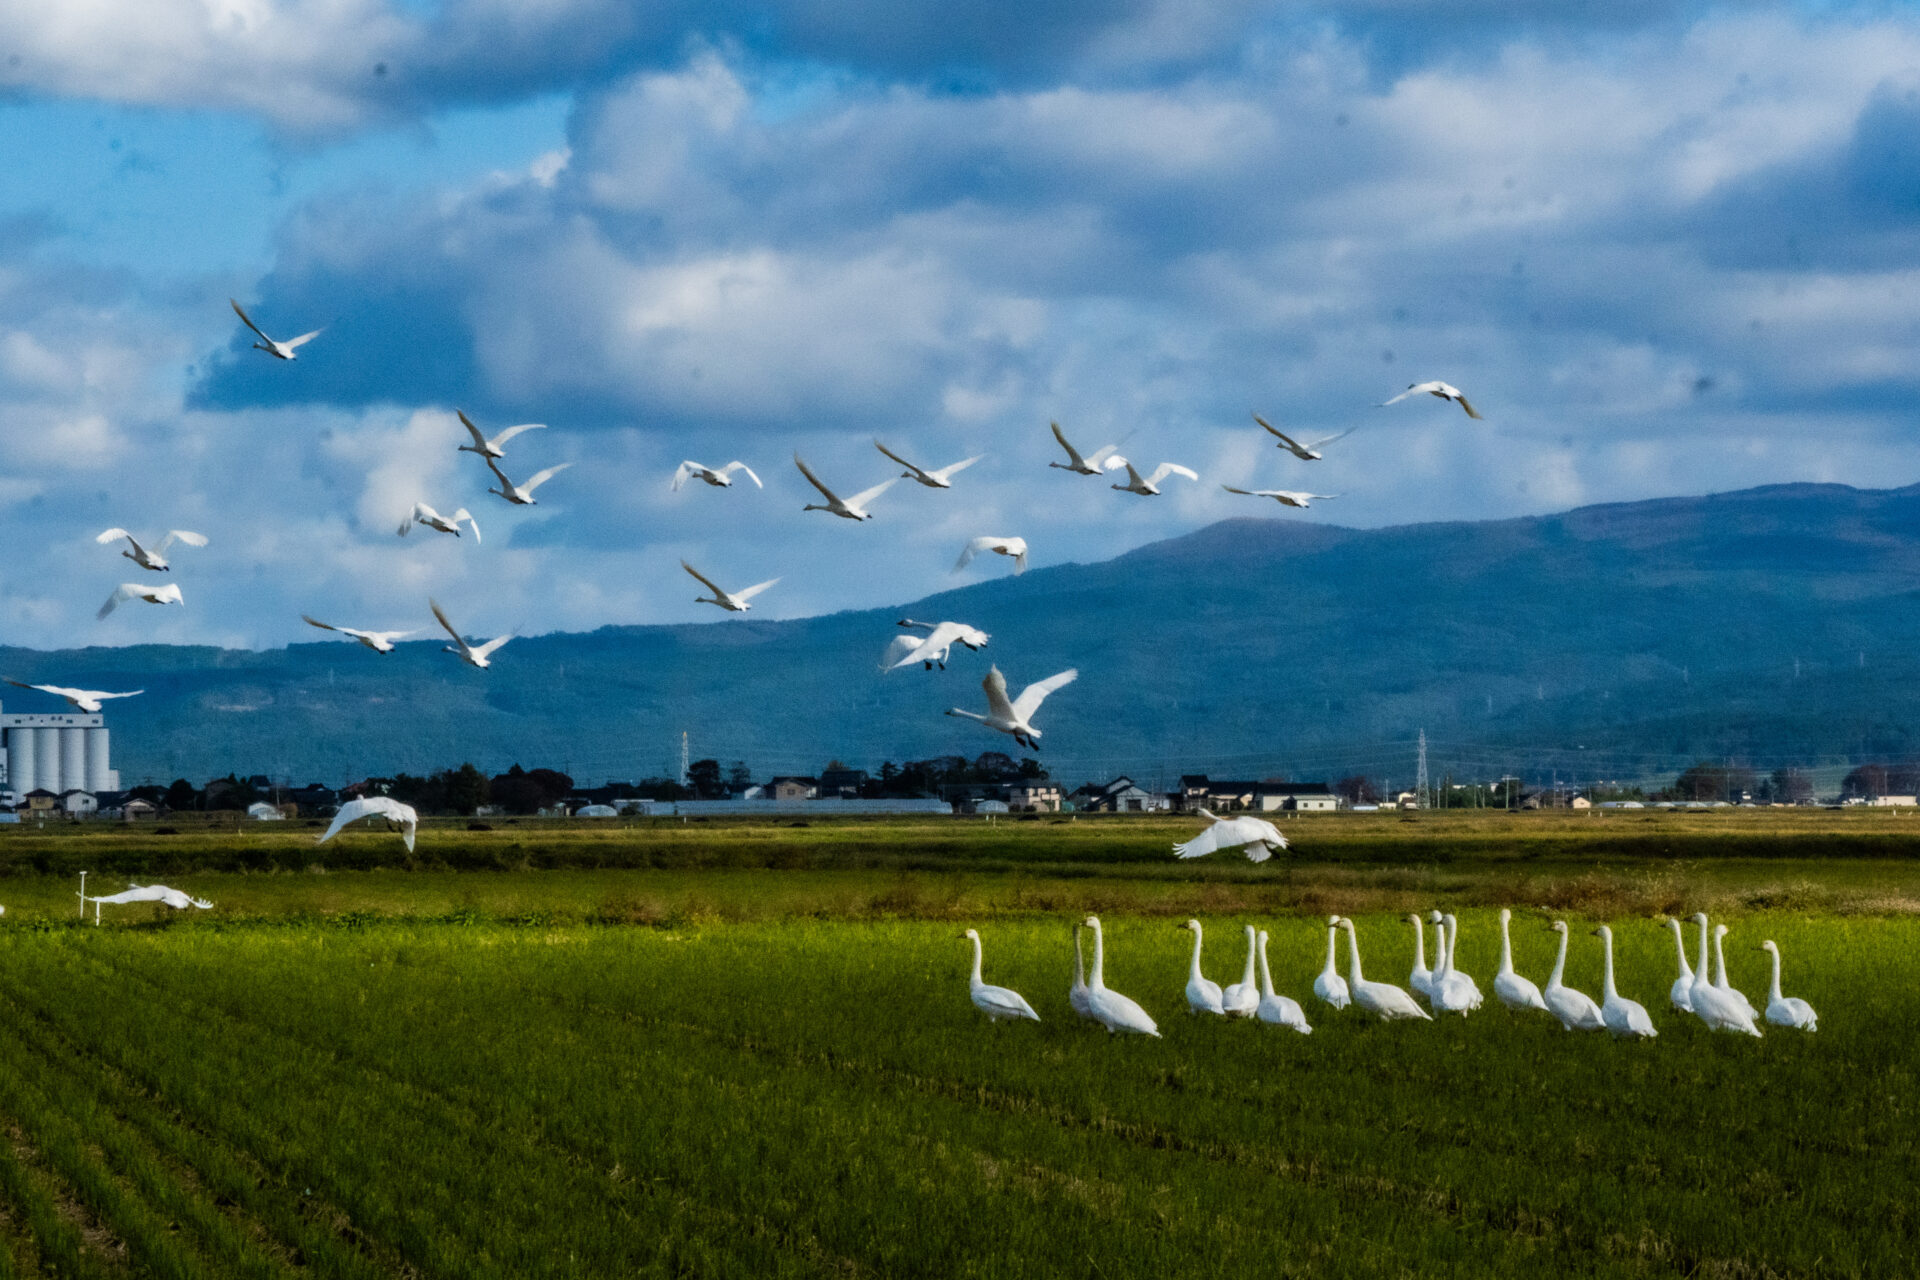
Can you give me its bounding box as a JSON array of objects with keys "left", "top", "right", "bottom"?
[
  {"left": 157, "top": 530, "right": 208, "bottom": 553},
  {"left": 483, "top": 455, "right": 514, "bottom": 491},
  {"left": 1303, "top": 428, "right": 1355, "bottom": 451},
  {"left": 1109, "top": 458, "right": 1145, "bottom": 488},
  {"left": 845, "top": 475, "right": 900, "bottom": 512},
  {"left": 428, "top": 598, "right": 467, "bottom": 649},
  {"left": 733, "top": 577, "right": 780, "bottom": 604},
  {"left": 1380, "top": 382, "right": 1440, "bottom": 407},
  {"left": 472, "top": 634, "right": 513, "bottom": 662},
  {"left": 726, "top": 462, "right": 763, "bottom": 488},
  {"left": 1172, "top": 824, "right": 1227, "bottom": 860},
  {"left": 928, "top": 454, "right": 983, "bottom": 483},
  {"left": 873, "top": 439, "right": 926, "bottom": 479},
  {"left": 520, "top": 462, "right": 572, "bottom": 495},
  {"left": 880, "top": 635, "right": 925, "bottom": 671},
  {"left": 953, "top": 537, "right": 992, "bottom": 572},
  {"left": 90, "top": 885, "right": 170, "bottom": 905},
  {"left": 95, "top": 527, "right": 137, "bottom": 550},
  {"left": 453, "top": 509, "right": 480, "bottom": 543},
  {"left": 982, "top": 666, "right": 1017, "bottom": 722},
  {"left": 1085, "top": 442, "right": 1123, "bottom": 470},
  {"left": 1252, "top": 414, "right": 1301, "bottom": 451},
  {"left": 681, "top": 560, "right": 727, "bottom": 597},
  {"left": 672, "top": 461, "right": 699, "bottom": 491},
  {"left": 282, "top": 328, "right": 323, "bottom": 351},
  {"left": 793, "top": 454, "right": 840, "bottom": 504},
  {"left": 1147, "top": 463, "right": 1198, "bottom": 487},
  {"left": 1012, "top": 668, "right": 1077, "bottom": 721},
  {"left": 302, "top": 614, "right": 341, "bottom": 634},
  {"left": 97, "top": 584, "right": 140, "bottom": 619},
  {"left": 319, "top": 796, "right": 419, "bottom": 851},
  {"left": 1049, "top": 421, "right": 1087, "bottom": 468},
  {"left": 457, "top": 410, "right": 491, "bottom": 450},
  {"left": 229, "top": 299, "right": 273, "bottom": 344},
  {"left": 490, "top": 423, "right": 546, "bottom": 447}
]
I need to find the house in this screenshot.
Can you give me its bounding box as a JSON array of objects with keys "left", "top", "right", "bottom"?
[
  {"left": 1176, "top": 776, "right": 1258, "bottom": 811},
  {"left": 60, "top": 789, "right": 98, "bottom": 816},
  {"left": 1254, "top": 783, "right": 1339, "bottom": 813},
  {"left": 1073, "top": 777, "right": 1166, "bottom": 813},
  {"left": 1870, "top": 795, "right": 1918, "bottom": 807},
  {"left": 1007, "top": 781, "right": 1063, "bottom": 813},
  {"left": 941, "top": 782, "right": 1010, "bottom": 813},
  {"left": 20, "top": 788, "right": 59, "bottom": 815},
  {"left": 120, "top": 798, "right": 160, "bottom": 821},
  {"left": 767, "top": 776, "right": 819, "bottom": 801}
]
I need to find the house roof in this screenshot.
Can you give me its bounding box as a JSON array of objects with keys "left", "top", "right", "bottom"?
[{"left": 1258, "top": 782, "right": 1334, "bottom": 797}]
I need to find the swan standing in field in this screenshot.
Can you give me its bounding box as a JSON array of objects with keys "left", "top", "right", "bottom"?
[
  {"left": 1256, "top": 931, "right": 1313, "bottom": 1033},
  {"left": 1436, "top": 912, "right": 1485, "bottom": 1009},
  {"left": 230, "top": 298, "right": 321, "bottom": 360},
  {"left": 1179, "top": 919, "right": 1226, "bottom": 1015},
  {"left": 1253, "top": 415, "right": 1354, "bottom": 461},
  {"left": 1664, "top": 917, "right": 1696, "bottom": 1013},
  {"left": 1592, "top": 925, "right": 1658, "bottom": 1038},
  {"left": 1380, "top": 381, "right": 1483, "bottom": 419},
  {"left": 881, "top": 619, "right": 990, "bottom": 672},
  {"left": 794, "top": 454, "right": 899, "bottom": 520},
  {"left": 3, "top": 681, "right": 142, "bottom": 712},
  {"left": 429, "top": 598, "right": 511, "bottom": 669},
  {"left": 1081, "top": 916, "right": 1160, "bottom": 1036},
  {"left": 1687, "top": 915, "right": 1763, "bottom": 1036},
  {"left": 456, "top": 410, "right": 546, "bottom": 459},
  {"left": 1221, "top": 924, "right": 1260, "bottom": 1017},
  {"left": 1047, "top": 422, "right": 1123, "bottom": 475},
  {"left": 1315, "top": 916, "right": 1351, "bottom": 1009},
  {"left": 301, "top": 616, "right": 416, "bottom": 654},
  {"left": 398, "top": 503, "right": 480, "bottom": 542},
  {"left": 1070, "top": 923, "right": 1097, "bottom": 1022},
  {"left": 1494, "top": 909, "right": 1549, "bottom": 1012},
  {"left": 875, "top": 440, "right": 983, "bottom": 489},
  {"left": 484, "top": 456, "right": 571, "bottom": 506},
  {"left": 953, "top": 536, "right": 1028, "bottom": 575},
  {"left": 1758, "top": 940, "right": 1818, "bottom": 1031},
  {"left": 1712, "top": 924, "right": 1761, "bottom": 1019},
  {"left": 961, "top": 929, "right": 1039, "bottom": 1023},
  {"left": 88, "top": 883, "right": 212, "bottom": 910},
  {"left": 673, "top": 460, "right": 762, "bottom": 490},
  {"left": 95, "top": 528, "right": 207, "bottom": 572},
  {"left": 1171, "top": 809, "right": 1288, "bottom": 862},
  {"left": 318, "top": 795, "right": 419, "bottom": 852},
  {"left": 1106, "top": 456, "right": 1198, "bottom": 496},
  {"left": 1428, "top": 915, "right": 1479, "bottom": 1015},
  {"left": 946, "top": 666, "right": 1077, "bottom": 750},
  {"left": 1339, "top": 918, "right": 1430, "bottom": 1021},
  {"left": 1407, "top": 913, "right": 1435, "bottom": 1001},
  {"left": 1221, "top": 486, "right": 1340, "bottom": 509},
  {"left": 98, "top": 582, "right": 183, "bottom": 619},
  {"left": 682, "top": 561, "right": 780, "bottom": 613},
  {"left": 1542, "top": 921, "right": 1606, "bottom": 1032}
]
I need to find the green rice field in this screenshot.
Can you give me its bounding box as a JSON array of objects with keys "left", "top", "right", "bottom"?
[{"left": 0, "top": 813, "right": 1912, "bottom": 1277}]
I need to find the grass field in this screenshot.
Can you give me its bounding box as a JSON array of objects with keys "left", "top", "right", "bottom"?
[{"left": 0, "top": 813, "right": 1912, "bottom": 1277}]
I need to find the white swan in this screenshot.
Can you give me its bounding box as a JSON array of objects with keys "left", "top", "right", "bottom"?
[
  {"left": 484, "top": 456, "right": 571, "bottom": 506},
  {"left": 682, "top": 561, "right": 779, "bottom": 613},
  {"left": 1047, "top": 422, "right": 1122, "bottom": 475},
  {"left": 1592, "top": 925, "right": 1657, "bottom": 1038},
  {"left": 457, "top": 410, "right": 546, "bottom": 459},
  {"left": 1256, "top": 930, "right": 1312, "bottom": 1033},
  {"left": 1106, "top": 456, "right": 1198, "bottom": 496},
  {"left": 1713, "top": 923, "right": 1760, "bottom": 1020},
  {"left": 429, "top": 598, "right": 511, "bottom": 669},
  {"left": 1252, "top": 415, "right": 1354, "bottom": 460},
  {"left": 1070, "top": 923, "right": 1097, "bottom": 1022},
  {"left": 1179, "top": 919, "right": 1226, "bottom": 1015},
  {"left": 229, "top": 298, "right": 320, "bottom": 360},
  {"left": 398, "top": 503, "right": 480, "bottom": 542},
  {"left": 1428, "top": 915, "right": 1478, "bottom": 1015},
  {"left": 1081, "top": 916, "right": 1160, "bottom": 1036},
  {"left": 1493, "top": 908, "right": 1549, "bottom": 1012},
  {"left": 1314, "top": 916, "right": 1350, "bottom": 1009},
  {"left": 3, "top": 680, "right": 142, "bottom": 712},
  {"left": 875, "top": 440, "right": 983, "bottom": 489},
  {"left": 98, "top": 582, "right": 182, "bottom": 619},
  {"left": 1664, "top": 917, "right": 1696, "bottom": 1013},
  {"left": 1758, "top": 940, "right": 1817, "bottom": 1031},
  {"left": 794, "top": 454, "right": 899, "bottom": 520},
  {"left": 962, "top": 929, "right": 1039, "bottom": 1023},
  {"left": 88, "top": 883, "right": 212, "bottom": 910},
  {"left": 1171, "top": 808, "right": 1288, "bottom": 862},
  {"left": 1339, "top": 918, "right": 1430, "bottom": 1020},
  {"left": 946, "top": 665, "right": 1077, "bottom": 751},
  {"left": 1406, "top": 913, "right": 1435, "bottom": 1000},
  {"left": 95, "top": 528, "right": 207, "bottom": 572},
  {"left": 953, "top": 537, "right": 1028, "bottom": 575},
  {"left": 1380, "top": 381, "right": 1483, "bottom": 419},
  {"left": 1687, "top": 915, "right": 1762, "bottom": 1036},
  {"left": 301, "top": 616, "right": 416, "bottom": 654},
  {"left": 1221, "top": 486, "right": 1339, "bottom": 509},
  {"left": 1436, "top": 912, "right": 1485, "bottom": 1010},
  {"left": 881, "top": 619, "right": 990, "bottom": 672},
  {"left": 1542, "top": 921, "right": 1606, "bottom": 1031},
  {"left": 1221, "top": 924, "right": 1260, "bottom": 1017},
  {"left": 673, "top": 460, "right": 762, "bottom": 490},
  {"left": 318, "top": 795, "right": 419, "bottom": 852}
]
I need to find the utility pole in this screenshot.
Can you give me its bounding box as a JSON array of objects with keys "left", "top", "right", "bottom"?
[
  {"left": 679, "top": 732, "right": 689, "bottom": 788},
  {"left": 1416, "top": 730, "right": 1429, "bottom": 810}
]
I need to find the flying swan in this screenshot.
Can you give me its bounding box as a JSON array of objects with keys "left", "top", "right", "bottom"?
[
  {"left": 95, "top": 528, "right": 208, "bottom": 572},
  {"left": 1221, "top": 486, "right": 1339, "bottom": 509},
  {"left": 230, "top": 298, "right": 321, "bottom": 361},
  {"left": 682, "top": 561, "right": 780, "bottom": 613},
  {"left": 946, "top": 665, "right": 1077, "bottom": 750},
  {"left": 430, "top": 598, "right": 511, "bottom": 669},
  {"left": 98, "top": 582, "right": 182, "bottom": 620},
  {"left": 1172, "top": 809, "right": 1288, "bottom": 862},
  {"left": 1380, "top": 381, "right": 1483, "bottom": 419},
  {"left": 3, "top": 680, "right": 142, "bottom": 712},
  {"left": 398, "top": 503, "right": 480, "bottom": 542},
  {"left": 1253, "top": 415, "right": 1354, "bottom": 461},
  {"left": 953, "top": 537, "right": 1028, "bottom": 575},
  {"left": 319, "top": 795, "right": 419, "bottom": 852},
  {"left": 875, "top": 440, "right": 983, "bottom": 489},
  {"left": 881, "top": 620, "right": 989, "bottom": 672},
  {"left": 794, "top": 454, "right": 899, "bottom": 521},
  {"left": 1106, "top": 456, "right": 1198, "bottom": 496},
  {"left": 88, "top": 884, "right": 212, "bottom": 910},
  {"left": 456, "top": 410, "right": 546, "bottom": 459},
  {"left": 673, "top": 461, "right": 762, "bottom": 490},
  {"left": 1047, "top": 422, "right": 1124, "bottom": 475},
  {"left": 484, "top": 456, "right": 572, "bottom": 506},
  {"left": 302, "top": 616, "right": 416, "bottom": 654}
]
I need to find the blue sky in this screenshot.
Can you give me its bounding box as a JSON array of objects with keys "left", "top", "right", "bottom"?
[{"left": 1, "top": 0, "right": 1918, "bottom": 650}]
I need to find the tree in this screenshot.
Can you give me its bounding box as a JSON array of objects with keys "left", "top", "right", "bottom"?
[
  {"left": 1842, "top": 764, "right": 1888, "bottom": 800},
  {"left": 1769, "top": 768, "right": 1814, "bottom": 804},
  {"left": 1673, "top": 762, "right": 1756, "bottom": 802},
  {"left": 488, "top": 764, "right": 571, "bottom": 814},
  {"left": 687, "top": 758, "right": 723, "bottom": 798},
  {"left": 1333, "top": 776, "right": 1380, "bottom": 804},
  {"left": 163, "top": 778, "right": 199, "bottom": 812},
  {"left": 728, "top": 760, "right": 752, "bottom": 790},
  {"left": 444, "top": 763, "right": 490, "bottom": 814}
]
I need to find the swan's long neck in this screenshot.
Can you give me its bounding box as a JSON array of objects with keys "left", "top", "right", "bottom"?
[
  {"left": 1446, "top": 918, "right": 1460, "bottom": 972},
  {"left": 1713, "top": 930, "right": 1730, "bottom": 987},
  {"left": 1599, "top": 931, "right": 1618, "bottom": 1001},
  {"left": 1239, "top": 927, "right": 1257, "bottom": 987},
  {"left": 1343, "top": 922, "right": 1364, "bottom": 983},
  {"left": 1669, "top": 920, "right": 1693, "bottom": 979},
  {"left": 1548, "top": 929, "right": 1569, "bottom": 988},
  {"left": 1434, "top": 919, "right": 1452, "bottom": 979},
  {"left": 1695, "top": 919, "right": 1712, "bottom": 984},
  {"left": 969, "top": 935, "right": 984, "bottom": 989},
  {"left": 1767, "top": 947, "right": 1784, "bottom": 1004},
  {"left": 1188, "top": 927, "right": 1205, "bottom": 984},
  {"left": 1323, "top": 925, "right": 1338, "bottom": 974},
  {"left": 1073, "top": 925, "right": 1086, "bottom": 988},
  {"left": 1410, "top": 916, "right": 1427, "bottom": 969},
  {"left": 1498, "top": 914, "right": 1515, "bottom": 976},
  {"left": 1257, "top": 934, "right": 1276, "bottom": 998},
  {"left": 1089, "top": 921, "right": 1106, "bottom": 989}
]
